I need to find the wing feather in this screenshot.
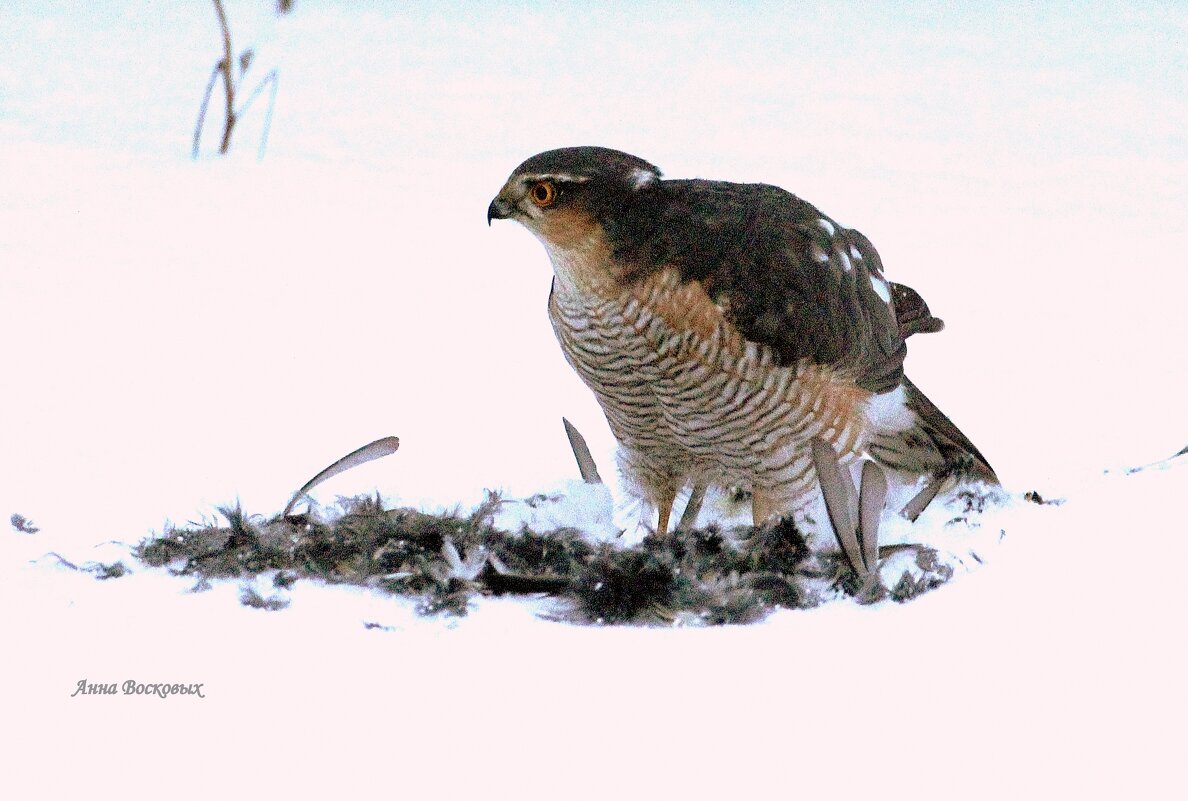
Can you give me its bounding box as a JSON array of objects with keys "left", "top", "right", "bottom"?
[{"left": 651, "top": 180, "right": 906, "bottom": 393}]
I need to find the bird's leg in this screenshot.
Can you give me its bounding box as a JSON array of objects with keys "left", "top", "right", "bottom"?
[
  {"left": 653, "top": 484, "right": 678, "bottom": 536},
  {"left": 810, "top": 439, "right": 886, "bottom": 580},
  {"left": 750, "top": 488, "right": 779, "bottom": 527}
]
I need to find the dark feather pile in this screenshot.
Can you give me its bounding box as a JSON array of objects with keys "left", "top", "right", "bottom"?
[{"left": 132, "top": 492, "right": 859, "bottom": 625}]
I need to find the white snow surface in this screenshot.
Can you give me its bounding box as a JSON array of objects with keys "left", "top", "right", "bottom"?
[{"left": 2, "top": 2, "right": 1185, "bottom": 798}]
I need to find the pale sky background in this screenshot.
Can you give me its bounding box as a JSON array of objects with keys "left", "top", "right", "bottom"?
[{"left": 1, "top": 3, "right": 1186, "bottom": 796}]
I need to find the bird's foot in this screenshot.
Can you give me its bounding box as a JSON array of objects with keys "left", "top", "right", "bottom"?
[{"left": 809, "top": 439, "right": 887, "bottom": 585}]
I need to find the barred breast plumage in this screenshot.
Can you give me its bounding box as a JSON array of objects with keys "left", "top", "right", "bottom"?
[{"left": 549, "top": 264, "right": 872, "bottom": 519}]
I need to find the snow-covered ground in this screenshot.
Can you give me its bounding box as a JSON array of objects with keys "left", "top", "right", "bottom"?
[{"left": 2, "top": 2, "right": 1185, "bottom": 797}]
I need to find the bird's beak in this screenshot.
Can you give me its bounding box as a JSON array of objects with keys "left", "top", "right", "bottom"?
[{"left": 487, "top": 196, "right": 513, "bottom": 226}]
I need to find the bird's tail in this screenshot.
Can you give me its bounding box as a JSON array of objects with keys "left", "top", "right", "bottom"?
[
  {"left": 868, "top": 377, "right": 999, "bottom": 485},
  {"left": 890, "top": 282, "right": 946, "bottom": 339}
]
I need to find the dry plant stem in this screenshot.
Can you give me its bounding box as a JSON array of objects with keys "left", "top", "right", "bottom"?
[
  {"left": 213, "top": 0, "right": 236, "bottom": 153},
  {"left": 192, "top": 66, "right": 220, "bottom": 158},
  {"left": 237, "top": 68, "right": 278, "bottom": 160},
  {"left": 193, "top": 1, "right": 278, "bottom": 159}
]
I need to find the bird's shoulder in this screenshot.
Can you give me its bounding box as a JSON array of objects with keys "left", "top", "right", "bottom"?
[{"left": 624, "top": 178, "right": 906, "bottom": 393}]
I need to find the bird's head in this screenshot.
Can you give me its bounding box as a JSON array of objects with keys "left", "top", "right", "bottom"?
[{"left": 488, "top": 147, "right": 663, "bottom": 290}]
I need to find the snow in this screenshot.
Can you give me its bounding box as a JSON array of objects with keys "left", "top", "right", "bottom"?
[
  {"left": 4, "top": 459, "right": 1185, "bottom": 797},
  {"left": 2, "top": 2, "right": 1185, "bottom": 798},
  {"left": 493, "top": 479, "right": 621, "bottom": 543}
]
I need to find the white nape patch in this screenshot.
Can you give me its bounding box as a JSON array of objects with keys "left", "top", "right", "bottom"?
[
  {"left": 629, "top": 168, "right": 657, "bottom": 189},
  {"left": 869, "top": 273, "right": 891, "bottom": 304},
  {"left": 816, "top": 218, "right": 836, "bottom": 236},
  {"left": 849, "top": 244, "right": 862, "bottom": 261},
  {"left": 836, "top": 247, "right": 853, "bottom": 273},
  {"left": 810, "top": 242, "right": 829, "bottom": 263},
  {"left": 864, "top": 384, "right": 915, "bottom": 432}
]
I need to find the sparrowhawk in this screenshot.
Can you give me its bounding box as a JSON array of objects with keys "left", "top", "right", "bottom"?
[{"left": 488, "top": 146, "right": 997, "bottom": 580}]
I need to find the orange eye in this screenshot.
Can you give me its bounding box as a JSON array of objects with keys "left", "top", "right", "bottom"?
[{"left": 529, "top": 181, "right": 557, "bottom": 207}]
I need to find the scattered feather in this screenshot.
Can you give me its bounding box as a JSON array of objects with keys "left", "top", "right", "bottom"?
[
  {"left": 562, "top": 418, "right": 602, "bottom": 483},
  {"left": 11, "top": 513, "right": 40, "bottom": 534},
  {"left": 239, "top": 585, "right": 290, "bottom": 611},
  {"left": 1024, "top": 490, "right": 1064, "bottom": 506},
  {"left": 86, "top": 561, "right": 129, "bottom": 580},
  {"left": 127, "top": 476, "right": 992, "bottom": 624}
]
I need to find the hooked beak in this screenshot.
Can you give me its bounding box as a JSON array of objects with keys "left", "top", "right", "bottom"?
[{"left": 487, "top": 196, "right": 514, "bottom": 226}]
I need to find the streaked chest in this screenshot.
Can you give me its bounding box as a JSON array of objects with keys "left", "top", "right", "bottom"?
[{"left": 550, "top": 267, "right": 862, "bottom": 450}]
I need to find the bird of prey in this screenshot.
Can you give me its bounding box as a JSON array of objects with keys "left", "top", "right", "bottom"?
[{"left": 488, "top": 147, "right": 997, "bottom": 580}]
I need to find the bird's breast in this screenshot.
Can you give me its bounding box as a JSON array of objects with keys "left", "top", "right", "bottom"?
[{"left": 549, "top": 267, "right": 874, "bottom": 493}]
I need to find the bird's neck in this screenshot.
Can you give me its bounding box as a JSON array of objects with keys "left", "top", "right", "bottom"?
[{"left": 540, "top": 231, "right": 624, "bottom": 299}]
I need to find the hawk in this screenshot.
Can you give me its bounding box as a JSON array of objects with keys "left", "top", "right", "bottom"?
[{"left": 488, "top": 147, "right": 997, "bottom": 579}]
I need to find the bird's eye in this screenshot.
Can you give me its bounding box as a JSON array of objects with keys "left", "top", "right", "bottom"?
[{"left": 529, "top": 181, "right": 557, "bottom": 207}]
